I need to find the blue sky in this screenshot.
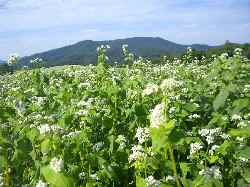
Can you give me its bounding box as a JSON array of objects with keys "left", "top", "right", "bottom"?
[{"left": 0, "top": 0, "right": 249, "bottom": 59}]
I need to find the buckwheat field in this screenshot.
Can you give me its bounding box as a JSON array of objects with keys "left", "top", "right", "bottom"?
[{"left": 0, "top": 46, "right": 250, "bottom": 187}]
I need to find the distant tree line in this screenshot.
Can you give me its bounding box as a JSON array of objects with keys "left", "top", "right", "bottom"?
[
  {"left": 152, "top": 42, "right": 250, "bottom": 64},
  {"left": 0, "top": 63, "right": 13, "bottom": 75},
  {"left": 1, "top": 41, "right": 249, "bottom": 74}
]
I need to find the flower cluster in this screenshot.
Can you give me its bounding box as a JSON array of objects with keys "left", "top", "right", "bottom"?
[
  {"left": 208, "top": 145, "right": 220, "bottom": 155},
  {"left": 142, "top": 83, "right": 159, "bottom": 96},
  {"left": 30, "top": 57, "right": 43, "bottom": 64},
  {"left": 190, "top": 142, "right": 203, "bottom": 155},
  {"left": 7, "top": 53, "right": 19, "bottom": 65},
  {"left": 0, "top": 173, "right": 4, "bottom": 186},
  {"left": 150, "top": 103, "right": 166, "bottom": 128},
  {"left": 37, "top": 124, "right": 64, "bottom": 135},
  {"left": 135, "top": 127, "right": 150, "bottom": 144},
  {"left": 93, "top": 142, "right": 104, "bottom": 152},
  {"left": 36, "top": 180, "right": 48, "bottom": 187},
  {"left": 187, "top": 47, "right": 192, "bottom": 53},
  {"left": 188, "top": 114, "right": 200, "bottom": 120},
  {"left": 231, "top": 114, "right": 242, "bottom": 121},
  {"left": 116, "top": 135, "right": 127, "bottom": 150},
  {"left": 146, "top": 175, "right": 160, "bottom": 187},
  {"left": 234, "top": 48, "right": 243, "bottom": 56},
  {"left": 198, "top": 128, "right": 229, "bottom": 145},
  {"left": 199, "top": 166, "right": 222, "bottom": 180},
  {"left": 128, "top": 145, "right": 146, "bottom": 163},
  {"left": 96, "top": 45, "right": 110, "bottom": 53},
  {"left": 62, "top": 130, "right": 81, "bottom": 139},
  {"left": 50, "top": 157, "right": 64, "bottom": 173},
  {"left": 160, "top": 78, "right": 183, "bottom": 93}
]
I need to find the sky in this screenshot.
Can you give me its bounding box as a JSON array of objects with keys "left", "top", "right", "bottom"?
[{"left": 0, "top": 0, "right": 250, "bottom": 59}]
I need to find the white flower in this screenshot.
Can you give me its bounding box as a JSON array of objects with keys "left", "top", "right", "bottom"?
[
  {"left": 7, "top": 53, "right": 19, "bottom": 65},
  {"left": 150, "top": 103, "right": 166, "bottom": 128},
  {"left": 220, "top": 53, "right": 229, "bottom": 59},
  {"left": 135, "top": 127, "right": 150, "bottom": 144},
  {"left": 90, "top": 173, "right": 98, "bottom": 180},
  {"left": 63, "top": 130, "right": 81, "bottom": 138},
  {"left": 96, "top": 44, "right": 110, "bottom": 52},
  {"left": 146, "top": 175, "right": 160, "bottom": 187},
  {"left": 239, "top": 157, "right": 248, "bottom": 163},
  {"left": 122, "top": 44, "right": 128, "bottom": 49},
  {"left": 237, "top": 121, "right": 247, "bottom": 128},
  {"left": 36, "top": 180, "right": 48, "bottom": 187},
  {"left": 142, "top": 83, "right": 159, "bottom": 96},
  {"left": 199, "top": 166, "right": 222, "bottom": 180},
  {"left": 206, "top": 136, "right": 215, "bottom": 145},
  {"left": 243, "top": 85, "right": 250, "bottom": 93},
  {"left": 38, "top": 124, "right": 51, "bottom": 134},
  {"left": 190, "top": 143, "right": 203, "bottom": 155},
  {"left": 234, "top": 48, "right": 243, "bottom": 56},
  {"left": 231, "top": 114, "right": 242, "bottom": 121},
  {"left": 50, "top": 158, "right": 64, "bottom": 173},
  {"left": 128, "top": 145, "right": 145, "bottom": 163},
  {"left": 79, "top": 172, "right": 85, "bottom": 179},
  {"left": 160, "top": 78, "right": 183, "bottom": 92},
  {"left": 198, "top": 128, "right": 224, "bottom": 145},
  {"left": 30, "top": 57, "right": 43, "bottom": 64},
  {"left": 93, "top": 142, "right": 104, "bottom": 152},
  {"left": 78, "top": 82, "right": 91, "bottom": 89},
  {"left": 209, "top": 145, "right": 220, "bottom": 155},
  {"left": 187, "top": 47, "right": 192, "bottom": 53},
  {"left": 127, "top": 89, "right": 138, "bottom": 98},
  {"left": 116, "top": 135, "right": 127, "bottom": 149},
  {"left": 220, "top": 133, "right": 230, "bottom": 140},
  {"left": 188, "top": 114, "right": 200, "bottom": 120},
  {"left": 198, "top": 129, "right": 210, "bottom": 137},
  {"left": 168, "top": 107, "right": 176, "bottom": 115},
  {"left": 165, "top": 175, "right": 175, "bottom": 182},
  {"left": 76, "top": 110, "right": 88, "bottom": 116},
  {"left": 236, "top": 137, "right": 244, "bottom": 142},
  {"left": 181, "top": 87, "right": 188, "bottom": 93},
  {"left": 0, "top": 174, "right": 4, "bottom": 187},
  {"left": 38, "top": 124, "right": 64, "bottom": 135},
  {"left": 186, "top": 131, "right": 193, "bottom": 136}
]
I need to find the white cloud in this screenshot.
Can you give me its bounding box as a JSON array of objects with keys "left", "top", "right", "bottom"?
[{"left": 0, "top": 0, "right": 249, "bottom": 59}]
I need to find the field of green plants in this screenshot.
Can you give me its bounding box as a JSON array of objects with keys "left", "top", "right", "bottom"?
[{"left": 0, "top": 46, "right": 250, "bottom": 187}]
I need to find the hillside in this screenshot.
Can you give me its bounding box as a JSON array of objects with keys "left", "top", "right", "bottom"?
[
  {"left": 19, "top": 37, "right": 214, "bottom": 67},
  {"left": 0, "top": 60, "right": 5, "bottom": 64}
]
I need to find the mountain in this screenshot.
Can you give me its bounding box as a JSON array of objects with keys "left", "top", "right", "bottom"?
[
  {"left": 0, "top": 60, "right": 5, "bottom": 64},
  {"left": 19, "top": 37, "right": 215, "bottom": 67}
]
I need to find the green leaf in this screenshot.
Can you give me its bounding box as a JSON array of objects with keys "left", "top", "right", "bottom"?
[
  {"left": 108, "top": 135, "right": 114, "bottom": 154},
  {"left": 26, "top": 128, "right": 39, "bottom": 143},
  {"left": 237, "top": 179, "right": 250, "bottom": 186},
  {"left": 229, "top": 128, "right": 250, "bottom": 137},
  {"left": 151, "top": 120, "right": 175, "bottom": 152},
  {"left": 232, "top": 99, "right": 250, "bottom": 114},
  {"left": 168, "top": 128, "right": 185, "bottom": 143},
  {"left": 41, "top": 166, "right": 74, "bottom": 187},
  {"left": 192, "top": 175, "right": 207, "bottom": 187},
  {"left": 183, "top": 103, "right": 198, "bottom": 112},
  {"left": 136, "top": 176, "right": 147, "bottom": 187},
  {"left": 218, "top": 141, "right": 234, "bottom": 156},
  {"left": 242, "top": 169, "right": 250, "bottom": 183},
  {"left": 208, "top": 155, "right": 219, "bottom": 164},
  {"left": 180, "top": 162, "right": 192, "bottom": 178},
  {"left": 238, "top": 147, "right": 250, "bottom": 159},
  {"left": 213, "top": 89, "right": 229, "bottom": 111},
  {"left": 41, "top": 139, "right": 51, "bottom": 154}
]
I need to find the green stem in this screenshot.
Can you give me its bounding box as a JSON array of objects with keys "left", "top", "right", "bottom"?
[{"left": 168, "top": 144, "right": 181, "bottom": 187}]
